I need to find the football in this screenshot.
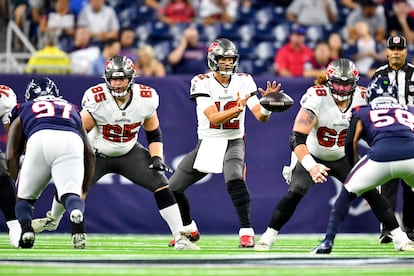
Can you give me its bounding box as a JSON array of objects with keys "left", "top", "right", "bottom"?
[{"left": 260, "top": 92, "right": 294, "bottom": 112}]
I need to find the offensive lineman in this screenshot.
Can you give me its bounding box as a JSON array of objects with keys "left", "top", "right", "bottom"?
[
  {"left": 254, "top": 58, "right": 412, "bottom": 251},
  {"left": 0, "top": 84, "right": 21, "bottom": 247},
  {"left": 32, "top": 56, "right": 199, "bottom": 250},
  {"left": 312, "top": 77, "right": 414, "bottom": 253},
  {"left": 168, "top": 38, "right": 281, "bottom": 248}
]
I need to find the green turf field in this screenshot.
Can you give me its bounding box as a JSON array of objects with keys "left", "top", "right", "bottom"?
[{"left": 1, "top": 233, "right": 414, "bottom": 276}]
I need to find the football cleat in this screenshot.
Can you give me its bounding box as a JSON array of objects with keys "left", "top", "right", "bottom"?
[
  {"left": 379, "top": 231, "right": 393, "bottom": 244},
  {"left": 72, "top": 233, "right": 87, "bottom": 249},
  {"left": 174, "top": 234, "right": 200, "bottom": 250},
  {"left": 6, "top": 219, "right": 22, "bottom": 248},
  {"left": 168, "top": 230, "right": 200, "bottom": 247},
  {"left": 395, "top": 240, "right": 414, "bottom": 252},
  {"left": 32, "top": 211, "right": 60, "bottom": 233},
  {"left": 70, "top": 209, "right": 86, "bottom": 249},
  {"left": 254, "top": 241, "right": 272, "bottom": 251},
  {"left": 70, "top": 209, "right": 83, "bottom": 224},
  {"left": 310, "top": 239, "right": 333, "bottom": 254},
  {"left": 239, "top": 235, "right": 255, "bottom": 248},
  {"left": 239, "top": 227, "right": 255, "bottom": 248},
  {"left": 19, "top": 230, "right": 35, "bottom": 249},
  {"left": 254, "top": 229, "right": 277, "bottom": 251}
]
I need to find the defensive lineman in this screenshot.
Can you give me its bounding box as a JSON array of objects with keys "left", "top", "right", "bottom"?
[{"left": 312, "top": 77, "right": 414, "bottom": 253}]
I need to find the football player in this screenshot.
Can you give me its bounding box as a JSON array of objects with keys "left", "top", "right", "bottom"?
[
  {"left": 0, "top": 84, "right": 21, "bottom": 247},
  {"left": 8, "top": 77, "right": 95, "bottom": 249},
  {"left": 254, "top": 58, "right": 411, "bottom": 252},
  {"left": 32, "top": 56, "right": 200, "bottom": 250},
  {"left": 312, "top": 77, "right": 414, "bottom": 253},
  {"left": 168, "top": 38, "right": 281, "bottom": 248}
]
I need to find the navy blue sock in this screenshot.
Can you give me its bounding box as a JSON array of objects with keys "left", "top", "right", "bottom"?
[
  {"left": 325, "top": 187, "right": 356, "bottom": 241},
  {"left": 61, "top": 193, "right": 84, "bottom": 214},
  {"left": 15, "top": 200, "right": 34, "bottom": 231}
]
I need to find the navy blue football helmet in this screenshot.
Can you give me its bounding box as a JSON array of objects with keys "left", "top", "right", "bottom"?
[
  {"left": 24, "top": 77, "right": 60, "bottom": 102},
  {"left": 366, "top": 76, "right": 398, "bottom": 103}
]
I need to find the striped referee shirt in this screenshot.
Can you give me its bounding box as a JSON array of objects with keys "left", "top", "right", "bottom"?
[{"left": 372, "top": 62, "right": 414, "bottom": 105}]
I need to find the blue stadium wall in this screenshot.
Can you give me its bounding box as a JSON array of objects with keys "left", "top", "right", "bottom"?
[{"left": 0, "top": 74, "right": 383, "bottom": 235}]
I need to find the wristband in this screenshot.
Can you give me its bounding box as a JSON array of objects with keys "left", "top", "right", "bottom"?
[
  {"left": 260, "top": 106, "right": 272, "bottom": 116},
  {"left": 301, "top": 154, "right": 317, "bottom": 171}
]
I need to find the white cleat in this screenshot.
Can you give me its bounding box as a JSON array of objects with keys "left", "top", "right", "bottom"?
[
  {"left": 70, "top": 209, "right": 86, "bottom": 249},
  {"left": 254, "top": 228, "right": 277, "bottom": 251},
  {"left": 70, "top": 209, "right": 83, "bottom": 224},
  {"left": 395, "top": 240, "right": 414, "bottom": 252},
  {"left": 6, "top": 219, "right": 22, "bottom": 248},
  {"left": 32, "top": 211, "right": 60, "bottom": 233},
  {"left": 174, "top": 235, "right": 200, "bottom": 250},
  {"left": 254, "top": 241, "right": 272, "bottom": 251},
  {"left": 72, "top": 233, "right": 87, "bottom": 249}
]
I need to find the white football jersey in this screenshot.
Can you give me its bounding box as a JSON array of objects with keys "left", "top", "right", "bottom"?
[
  {"left": 300, "top": 84, "right": 367, "bottom": 161},
  {"left": 82, "top": 82, "right": 159, "bottom": 157},
  {"left": 0, "top": 85, "right": 17, "bottom": 125},
  {"left": 190, "top": 72, "right": 260, "bottom": 140}
]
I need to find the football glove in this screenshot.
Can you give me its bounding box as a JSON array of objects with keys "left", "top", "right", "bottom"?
[{"left": 148, "top": 156, "right": 173, "bottom": 173}]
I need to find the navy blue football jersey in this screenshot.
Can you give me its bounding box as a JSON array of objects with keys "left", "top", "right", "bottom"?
[
  {"left": 353, "top": 101, "right": 414, "bottom": 161},
  {"left": 12, "top": 96, "right": 82, "bottom": 139}
]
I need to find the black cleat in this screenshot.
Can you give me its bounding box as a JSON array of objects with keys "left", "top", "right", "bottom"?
[
  {"left": 310, "top": 239, "right": 333, "bottom": 254},
  {"left": 379, "top": 231, "right": 393, "bottom": 244}
]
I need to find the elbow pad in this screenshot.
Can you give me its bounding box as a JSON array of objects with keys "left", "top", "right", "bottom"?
[
  {"left": 145, "top": 127, "right": 163, "bottom": 144},
  {"left": 289, "top": 131, "right": 308, "bottom": 151}
]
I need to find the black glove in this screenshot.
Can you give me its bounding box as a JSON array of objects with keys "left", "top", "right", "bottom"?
[{"left": 148, "top": 156, "right": 173, "bottom": 173}]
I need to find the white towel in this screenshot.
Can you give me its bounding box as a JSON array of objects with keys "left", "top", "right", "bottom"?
[{"left": 193, "top": 138, "right": 228, "bottom": 173}]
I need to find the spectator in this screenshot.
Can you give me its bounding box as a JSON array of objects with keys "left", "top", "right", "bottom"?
[
  {"left": 199, "top": 0, "right": 239, "bottom": 25},
  {"left": 77, "top": 0, "right": 119, "bottom": 48},
  {"left": 351, "top": 21, "right": 385, "bottom": 77},
  {"left": 119, "top": 27, "right": 138, "bottom": 63},
  {"left": 135, "top": 44, "right": 166, "bottom": 77},
  {"left": 67, "top": 26, "right": 100, "bottom": 74},
  {"left": 274, "top": 24, "right": 314, "bottom": 77},
  {"left": 328, "top": 32, "right": 346, "bottom": 60},
  {"left": 167, "top": 26, "right": 208, "bottom": 74},
  {"left": 345, "top": 0, "right": 386, "bottom": 44},
  {"left": 25, "top": 32, "right": 71, "bottom": 74},
  {"left": 286, "top": 0, "right": 337, "bottom": 26},
  {"left": 10, "top": 0, "right": 28, "bottom": 49},
  {"left": 90, "top": 38, "right": 121, "bottom": 75},
  {"left": 303, "top": 40, "right": 332, "bottom": 78},
  {"left": 158, "top": 0, "right": 195, "bottom": 26},
  {"left": 39, "top": 0, "right": 76, "bottom": 52},
  {"left": 70, "top": 0, "right": 88, "bottom": 16},
  {"left": 393, "top": 1, "right": 414, "bottom": 43}
]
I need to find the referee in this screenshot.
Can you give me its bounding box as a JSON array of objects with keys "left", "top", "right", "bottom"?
[{"left": 372, "top": 35, "right": 414, "bottom": 244}]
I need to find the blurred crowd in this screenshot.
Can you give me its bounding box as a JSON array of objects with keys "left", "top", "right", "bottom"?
[{"left": 1, "top": 0, "right": 414, "bottom": 77}]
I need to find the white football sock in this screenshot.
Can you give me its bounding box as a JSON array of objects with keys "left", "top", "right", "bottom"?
[{"left": 159, "top": 203, "right": 184, "bottom": 241}]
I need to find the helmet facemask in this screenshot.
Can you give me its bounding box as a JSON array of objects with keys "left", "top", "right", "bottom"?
[
  {"left": 326, "top": 58, "right": 359, "bottom": 103},
  {"left": 103, "top": 56, "right": 136, "bottom": 98},
  {"left": 207, "top": 38, "right": 239, "bottom": 77}
]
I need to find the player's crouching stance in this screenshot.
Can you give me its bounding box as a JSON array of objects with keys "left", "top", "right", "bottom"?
[
  {"left": 8, "top": 77, "right": 95, "bottom": 249},
  {"left": 32, "top": 56, "right": 199, "bottom": 250},
  {"left": 311, "top": 77, "right": 414, "bottom": 253}
]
